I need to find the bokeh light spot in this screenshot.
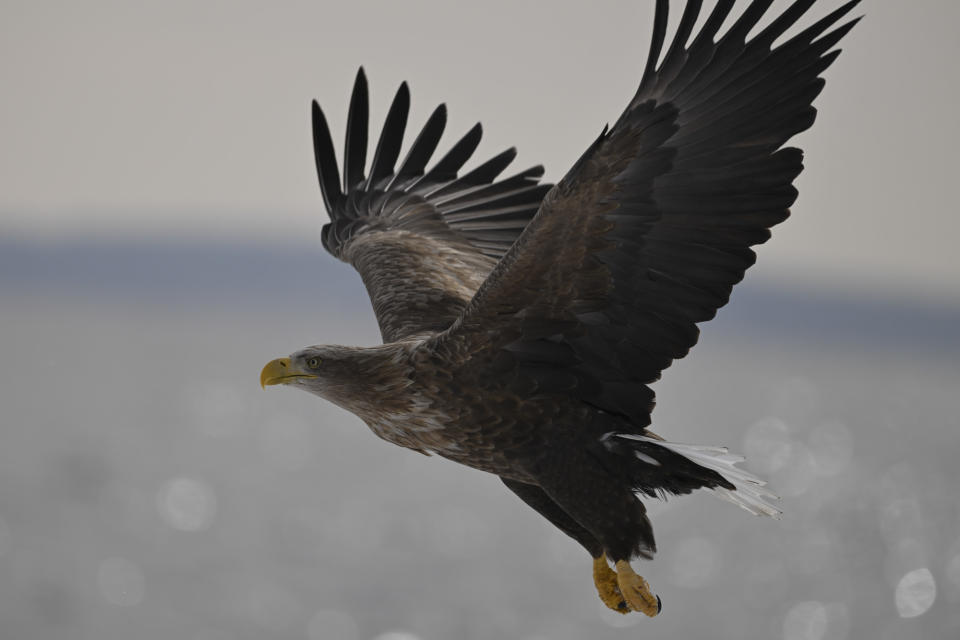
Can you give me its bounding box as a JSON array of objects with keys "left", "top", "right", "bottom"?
[
  {"left": 157, "top": 476, "right": 217, "bottom": 532},
  {"left": 783, "top": 601, "right": 828, "bottom": 640},
  {"left": 878, "top": 497, "right": 923, "bottom": 544},
  {"left": 97, "top": 556, "right": 145, "bottom": 607},
  {"left": 773, "top": 441, "right": 818, "bottom": 498},
  {"left": 894, "top": 567, "right": 936, "bottom": 618},
  {"left": 822, "top": 603, "right": 851, "bottom": 640},
  {"left": 744, "top": 417, "right": 793, "bottom": 474}
]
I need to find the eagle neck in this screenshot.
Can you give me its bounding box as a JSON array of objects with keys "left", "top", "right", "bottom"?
[{"left": 318, "top": 342, "right": 416, "bottom": 422}]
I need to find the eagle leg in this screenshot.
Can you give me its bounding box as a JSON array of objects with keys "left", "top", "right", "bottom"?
[
  {"left": 593, "top": 553, "right": 629, "bottom": 614},
  {"left": 500, "top": 478, "right": 638, "bottom": 613},
  {"left": 614, "top": 559, "right": 661, "bottom": 617}
]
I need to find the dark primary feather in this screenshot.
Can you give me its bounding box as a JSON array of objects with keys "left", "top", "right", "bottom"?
[
  {"left": 364, "top": 81, "right": 408, "bottom": 191},
  {"left": 431, "top": 0, "right": 861, "bottom": 430},
  {"left": 343, "top": 68, "right": 369, "bottom": 191},
  {"left": 390, "top": 103, "right": 446, "bottom": 190},
  {"left": 312, "top": 68, "right": 552, "bottom": 342},
  {"left": 414, "top": 123, "right": 484, "bottom": 191},
  {"left": 311, "top": 103, "right": 342, "bottom": 213}
]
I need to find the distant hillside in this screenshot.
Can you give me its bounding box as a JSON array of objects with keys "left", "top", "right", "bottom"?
[{"left": 2, "top": 237, "right": 958, "bottom": 356}]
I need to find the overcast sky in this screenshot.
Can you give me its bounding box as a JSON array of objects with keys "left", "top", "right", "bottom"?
[{"left": 2, "top": 1, "right": 958, "bottom": 299}]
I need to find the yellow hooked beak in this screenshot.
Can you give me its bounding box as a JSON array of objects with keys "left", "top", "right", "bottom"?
[{"left": 260, "top": 357, "right": 318, "bottom": 389}]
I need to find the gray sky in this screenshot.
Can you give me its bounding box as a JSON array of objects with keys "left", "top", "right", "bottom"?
[{"left": 2, "top": 0, "right": 958, "bottom": 299}]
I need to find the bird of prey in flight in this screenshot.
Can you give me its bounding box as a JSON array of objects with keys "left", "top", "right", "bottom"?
[{"left": 261, "top": 0, "right": 859, "bottom": 616}]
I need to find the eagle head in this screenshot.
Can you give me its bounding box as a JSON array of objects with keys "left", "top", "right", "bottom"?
[{"left": 260, "top": 344, "right": 411, "bottom": 413}]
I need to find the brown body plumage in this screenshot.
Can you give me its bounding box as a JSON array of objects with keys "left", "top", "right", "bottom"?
[{"left": 261, "top": 0, "right": 860, "bottom": 615}]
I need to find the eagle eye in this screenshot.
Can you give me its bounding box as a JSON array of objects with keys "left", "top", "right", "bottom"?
[{"left": 307, "top": 358, "right": 321, "bottom": 368}]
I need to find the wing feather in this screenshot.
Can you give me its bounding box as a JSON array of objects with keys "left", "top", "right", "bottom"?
[
  {"left": 411, "top": 123, "right": 483, "bottom": 194},
  {"left": 430, "top": 0, "right": 860, "bottom": 431},
  {"left": 429, "top": 147, "right": 517, "bottom": 200},
  {"left": 389, "top": 103, "right": 447, "bottom": 190},
  {"left": 312, "top": 70, "right": 552, "bottom": 342},
  {"left": 311, "top": 101, "right": 343, "bottom": 213},
  {"left": 365, "top": 82, "right": 409, "bottom": 190},
  {"left": 343, "top": 68, "right": 369, "bottom": 192},
  {"left": 438, "top": 167, "right": 548, "bottom": 211}
]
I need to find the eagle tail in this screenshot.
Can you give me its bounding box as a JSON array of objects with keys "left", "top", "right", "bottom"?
[{"left": 609, "top": 433, "right": 782, "bottom": 519}]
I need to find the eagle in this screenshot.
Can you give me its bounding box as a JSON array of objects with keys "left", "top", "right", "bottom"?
[{"left": 261, "top": 0, "right": 859, "bottom": 616}]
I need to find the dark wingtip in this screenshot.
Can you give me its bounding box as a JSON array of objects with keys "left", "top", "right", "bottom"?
[
  {"left": 465, "top": 122, "right": 485, "bottom": 152},
  {"left": 640, "top": 0, "right": 670, "bottom": 90},
  {"left": 847, "top": 14, "right": 866, "bottom": 31},
  {"left": 526, "top": 165, "right": 546, "bottom": 179},
  {"left": 344, "top": 67, "right": 370, "bottom": 191},
  {"left": 418, "top": 122, "right": 484, "bottom": 186},
  {"left": 365, "top": 79, "right": 412, "bottom": 190},
  {"left": 392, "top": 101, "right": 449, "bottom": 186},
  {"left": 396, "top": 82, "right": 412, "bottom": 111},
  {"left": 798, "top": 0, "right": 863, "bottom": 45},
  {"left": 457, "top": 122, "right": 484, "bottom": 155},
  {"left": 311, "top": 99, "right": 343, "bottom": 213},
  {"left": 431, "top": 146, "right": 520, "bottom": 197}
]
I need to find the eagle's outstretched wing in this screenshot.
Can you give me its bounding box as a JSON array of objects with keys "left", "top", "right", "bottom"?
[
  {"left": 430, "top": 0, "right": 861, "bottom": 428},
  {"left": 313, "top": 68, "right": 552, "bottom": 342}
]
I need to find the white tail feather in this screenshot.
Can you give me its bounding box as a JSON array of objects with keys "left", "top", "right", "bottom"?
[{"left": 615, "top": 434, "right": 782, "bottom": 519}]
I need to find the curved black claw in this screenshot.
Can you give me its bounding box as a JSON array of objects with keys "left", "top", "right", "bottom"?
[{"left": 656, "top": 595, "right": 662, "bottom": 614}]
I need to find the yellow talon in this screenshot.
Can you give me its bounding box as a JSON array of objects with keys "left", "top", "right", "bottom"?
[
  {"left": 615, "top": 560, "right": 661, "bottom": 617},
  {"left": 593, "top": 554, "right": 629, "bottom": 614}
]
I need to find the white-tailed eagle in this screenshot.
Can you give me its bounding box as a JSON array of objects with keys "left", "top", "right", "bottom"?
[{"left": 261, "top": 0, "right": 860, "bottom": 615}]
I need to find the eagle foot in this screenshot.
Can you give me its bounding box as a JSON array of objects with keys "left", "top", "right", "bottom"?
[
  {"left": 614, "top": 559, "right": 661, "bottom": 617},
  {"left": 593, "top": 554, "right": 629, "bottom": 614}
]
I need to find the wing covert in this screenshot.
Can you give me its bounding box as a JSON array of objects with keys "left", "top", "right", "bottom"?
[{"left": 313, "top": 68, "right": 553, "bottom": 342}]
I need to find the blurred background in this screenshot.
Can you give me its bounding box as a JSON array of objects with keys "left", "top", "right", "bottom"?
[{"left": 2, "top": 1, "right": 958, "bottom": 639}]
